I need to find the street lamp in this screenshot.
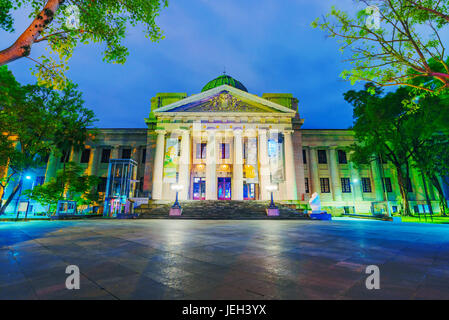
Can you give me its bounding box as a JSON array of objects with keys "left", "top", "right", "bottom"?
[
  {"left": 266, "top": 184, "right": 278, "bottom": 209},
  {"left": 171, "top": 184, "right": 184, "bottom": 209}
]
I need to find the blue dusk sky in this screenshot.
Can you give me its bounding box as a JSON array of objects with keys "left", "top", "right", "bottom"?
[{"left": 1, "top": 0, "right": 366, "bottom": 129}]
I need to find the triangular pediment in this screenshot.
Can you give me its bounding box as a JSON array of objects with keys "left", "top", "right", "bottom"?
[{"left": 153, "top": 85, "right": 296, "bottom": 114}]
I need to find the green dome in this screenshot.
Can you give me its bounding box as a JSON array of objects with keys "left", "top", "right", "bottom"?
[{"left": 201, "top": 75, "right": 248, "bottom": 92}]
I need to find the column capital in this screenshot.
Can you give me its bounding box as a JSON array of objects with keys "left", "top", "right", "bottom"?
[
  {"left": 155, "top": 129, "right": 166, "bottom": 135},
  {"left": 329, "top": 146, "right": 338, "bottom": 150},
  {"left": 283, "top": 129, "right": 294, "bottom": 135}
]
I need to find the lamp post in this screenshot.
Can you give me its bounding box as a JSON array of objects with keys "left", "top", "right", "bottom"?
[
  {"left": 169, "top": 184, "right": 184, "bottom": 216},
  {"left": 266, "top": 184, "right": 279, "bottom": 216}
]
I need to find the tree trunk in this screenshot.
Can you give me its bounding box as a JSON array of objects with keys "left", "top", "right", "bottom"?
[
  {"left": 430, "top": 175, "right": 448, "bottom": 216},
  {"left": 395, "top": 165, "right": 411, "bottom": 216},
  {"left": 421, "top": 171, "right": 434, "bottom": 217},
  {"left": 0, "top": 0, "right": 61, "bottom": 65},
  {"left": 0, "top": 177, "right": 23, "bottom": 215}
]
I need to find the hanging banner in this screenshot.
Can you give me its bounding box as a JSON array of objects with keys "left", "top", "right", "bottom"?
[
  {"left": 268, "top": 133, "right": 285, "bottom": 183},
  {"left": 163, "top": 138, "right": 179, "bottom": 183},
  {"left": 244, "top": 137, "right": 258, "bottom": 183}
]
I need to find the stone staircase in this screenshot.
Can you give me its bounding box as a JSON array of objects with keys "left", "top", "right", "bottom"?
[{"left": 137, "top": 200, "right": 308, "bottom": 220}]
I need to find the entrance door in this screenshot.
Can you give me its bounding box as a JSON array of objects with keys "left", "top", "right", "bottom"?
[
  {"left": 193, "top": 178, "right": 206, "bottom": 200},
  {"left": 217, "top": 177, "right": 231, "bottom": 200}
]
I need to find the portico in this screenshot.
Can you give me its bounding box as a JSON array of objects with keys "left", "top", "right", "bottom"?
[{"left": 146, "top": 82, "right": 301, "bottom": 202}]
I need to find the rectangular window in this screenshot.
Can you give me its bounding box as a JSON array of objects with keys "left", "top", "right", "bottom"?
[
  {"left": 406, "top": 177, "right": 413, "bottom": 193},
  {"left": 97, "top": 177, "right": 107, "bottom": 193},
  {"left": 139, "top": 176, "right": 144, "bottom": 192},
  {"left": 320, "top": 178, "right": 330, "bottom": 193},
  {"left": 141, "top": 148, "right": 146, "bottom": 163},
  {"left": 318, "top": 150, "right": 327, "bottom": 164},
  {"left": 60, "top": 150, "right": 70, "bottom": 163},
  {"left": 80, "top": 148, "right": 91, "bottom": 163},
  {"left": 341, "top": 178, "right": 351, "bottom": 193},
  {"left": 121, "top": 148, "right": 131, "bottom": 159},
  {"left": 101, "top": 148, "right": 111, "bottom": 163},
  {"left": 42, "top": 154, "right": 49, "bottom": 164},
  {"left": 383, "top": 177, "right": 393, "bottom": 193},
  {"left": 220, "top": 143, "right": 230, "bottom": 159},
  {"left": 305, "top": 177, "right": 309, "bottom": 193},
  {"left": 35, "top": 176, "right": 45, "bottom": 186},
  {"left": 303, "top": 149, "right": 307, "bottom": 164},
  {"left": 362, "top": 177, "right": 372, "bottom": 193},
  {"left": 196, "top": 143, "right": 207, "bottom": 159},
  {"left": 338, "top": 150, "right": 347, "bottom": 164}
]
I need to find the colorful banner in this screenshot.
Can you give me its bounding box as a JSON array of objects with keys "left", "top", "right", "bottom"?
[
  {"left": 244, "top": 137, "right": 258, "bottom": 183},
  {"left": 163, "top": 138, "right": 179, "bottom": 183},
  {"left": 268, "top": 133, "right": 285, "bottom": 183}
]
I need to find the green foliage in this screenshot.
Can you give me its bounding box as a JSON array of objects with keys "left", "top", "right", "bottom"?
[
  {"left": 0, "top": 0, "right": 168, "bottom": 88},
  {"left": 313, "top": 1, "right": 449, "bottom": 94},
  {"left": 25, "top": 162, "right": 100, "bottom": 212},
  {"left": 0, "top": 66, "right": 96, "bottom": 212},
  {"left": 345, "top": 82, "right": 449, "bottom": 215}
]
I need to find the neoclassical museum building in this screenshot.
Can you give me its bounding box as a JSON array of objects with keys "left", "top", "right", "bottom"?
[{"left": 2, "top": 75, "right": 448, "bottom": 215}]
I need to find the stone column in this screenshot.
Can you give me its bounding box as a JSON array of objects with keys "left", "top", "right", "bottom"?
[
  {"left": 179, "top": 129, "right": 191, "bottom": 200},
  {"left": 130, "top": 146, "right": 139, "bottom": 197},
  {"left": 258, "top": 128, "right": 270, "bottom": 200},
  {"left": 111, "top": 146, "right": 120, "bottom": 160},
  {"left": 87, "top": 148, "right": 100, "bottom": 176},
  {"left": 232, "top": 128, "right": 243, "bottom": 200},
  {"left": 309, "top": 147, "right": 320, "bottom": 194},
  {"left": 44, "top": 153, "right": 58, "bottom": 183},
  {"left": 69, "top": 147, "right": 78, "bottom": 163},
  {"left": 329, "top": 147, "right": 342, "bottom": 201},
  {"left": 206, "top": 129, "right": 217, "bottom": 200},
  {"left": 293, "top": 130, "right": 306, "bottom": 201},
  {"left": 152, "top": 130, "right": 166, "bottom": 200},
  {"left": 283, "top": 130, "right": 298, "bottom": 200},
  {"left": 371, "top": 157, "right": 385, "bottom": 201}
]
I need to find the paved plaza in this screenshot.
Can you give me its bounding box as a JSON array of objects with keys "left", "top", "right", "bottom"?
[{"left": 0, "top": 219, "right": 448, "bottom": 300}]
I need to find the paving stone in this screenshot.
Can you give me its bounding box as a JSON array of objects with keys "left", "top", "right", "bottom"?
[{"left": 0, "top": 219, "right": 448, "bottom": 299}]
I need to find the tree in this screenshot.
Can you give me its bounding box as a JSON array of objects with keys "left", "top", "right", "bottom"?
[
  {"left": 0, "top": 0, "right": 168, "bottom": 89},
  {"left": 346, "top": 83, "right": 449, "bottom": 216},
  {"left": 0, "top": 66, "right": 96, "bottom": 214},
  {"left": 346, "top": 84, "right": 416, "bottom": 215},
  {"left": 25, "top": 161, "right": 100, "bottom": 215},
  {"left": 312, "top": 0, "right": 449, "bottom": 94},
  {"left": 403, "top": 93, "right": 449, "bottom": 215}
]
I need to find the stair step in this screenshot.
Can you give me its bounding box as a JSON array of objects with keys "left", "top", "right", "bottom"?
[{"left": 137, "top": 201, "right": 308, "bottom": 220}]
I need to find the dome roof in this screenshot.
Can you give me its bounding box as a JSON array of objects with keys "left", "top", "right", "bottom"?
[{"left": 201, "top": 74, "right": 248, "bottom": 92}]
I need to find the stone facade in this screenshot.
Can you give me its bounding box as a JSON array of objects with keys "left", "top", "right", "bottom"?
[{"left": 1, "top": 77, "right": 448, "bottom": 215}]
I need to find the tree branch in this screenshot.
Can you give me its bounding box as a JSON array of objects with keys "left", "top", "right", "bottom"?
[{"left": 0, "top": 0, "right": 61, "bottom": 66}]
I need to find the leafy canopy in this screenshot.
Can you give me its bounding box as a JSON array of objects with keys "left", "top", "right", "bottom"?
[
  {"left": 0, "top": 0, "right": 168, "bottom": 89},
  {"left": 312, "top": 0, "right": 449, "bottom": 94},
  {"left": 0, "top": 65, "right": 96, "bottom": 213}
]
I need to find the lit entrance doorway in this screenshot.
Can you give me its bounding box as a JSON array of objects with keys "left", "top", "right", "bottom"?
[
  {"left": 218, "top": 177, "right": 231, "bottom": 200},
  {"left": 193, "top": 177, "right": 206, "bottom": 200}
]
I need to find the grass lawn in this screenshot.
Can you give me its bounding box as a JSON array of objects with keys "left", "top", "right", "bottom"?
[{"left": 398, "top": 215, "right": 449, "bottom": 224}]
